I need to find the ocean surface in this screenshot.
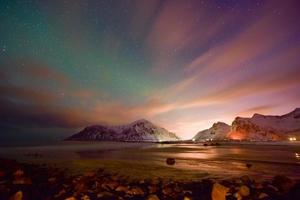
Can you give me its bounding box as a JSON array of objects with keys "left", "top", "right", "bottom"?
[{"left": 0, "top": 141, "right": 300, "bottom": 180}]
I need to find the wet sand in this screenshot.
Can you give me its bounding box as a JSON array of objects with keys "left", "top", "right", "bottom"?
[{"left": 0, "top": 142, "right": 299, "bottom": 180}]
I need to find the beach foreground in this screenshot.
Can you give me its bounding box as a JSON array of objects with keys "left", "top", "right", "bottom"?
[{"left": 1, "top": 158, "right": 300, "bottom": 200}]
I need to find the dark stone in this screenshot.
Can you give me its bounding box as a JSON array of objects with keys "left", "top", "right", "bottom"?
[
  {"left": 272, "top": 175, "right": 293, "bottom": 194},
  {"left": 246, "top": 163, "right": 253, "bottom": 169},
  {"left": 287, "top": 182, "right": 300, "bottom": 200},
  {"left": 166, "top": 158, "right": 175, "bottom": 165}
]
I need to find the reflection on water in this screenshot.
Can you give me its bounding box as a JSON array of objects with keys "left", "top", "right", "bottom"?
[{"left": 0, "top": 142, "right": 300, "bottom": 180}]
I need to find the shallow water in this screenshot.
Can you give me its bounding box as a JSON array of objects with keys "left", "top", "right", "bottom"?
[{"left": 0, "top": 141, "right": 300, "bottom": 180}]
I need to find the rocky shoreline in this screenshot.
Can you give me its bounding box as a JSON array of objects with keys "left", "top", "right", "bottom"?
[{"left": 0, "top": 158, "right": 299, "bottom": 200}]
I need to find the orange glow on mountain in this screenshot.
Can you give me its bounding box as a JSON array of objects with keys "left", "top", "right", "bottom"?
[{"left": 228, "top": 131, "right": 246, "bottom": 140}]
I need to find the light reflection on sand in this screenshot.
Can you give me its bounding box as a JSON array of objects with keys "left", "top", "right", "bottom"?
[{"left": 0, "top": 142, "right": 300, "bottom": 180}]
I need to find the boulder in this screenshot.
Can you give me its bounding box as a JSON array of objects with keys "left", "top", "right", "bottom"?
[
  {"left": 239, "top": 185, "right": 250, "bottom": 197},
  {"left": 10, "top": 191, "right": 23, "bottom": 200},
  {"left": 146, "top": 194, "right": 160, "bottom": 200},
  {"left": 166, "top": 158, "right": 176, "bottom": 165},
  {"left": 272, "top": 175, "right": 294, "bottom": 194},
  {"left": 81, "top": 195, "right": 90, "bottom": 200},
  {"left": 65, "top": 197, "right": 76, "bottom": 200},
  {"left": 240, "top": 175, "right": 252, "bottom": 185},
  {"left": 246, "top": 163, "right": 253, "bottom": 169},
  {"left": 13, "top": 170, "right": 24, "bottom": 177},
  {"left": 211, "top": 183, "right": 229, "bottom": 200},
  {"left": 115, "top": 185, "right": 129, "bottom": 193},
  {"left": 126, "top": 186, "right": 144, "bottom": 196},
  {"left": 148, "top": 185, "right": 158, "bottom": 193}
]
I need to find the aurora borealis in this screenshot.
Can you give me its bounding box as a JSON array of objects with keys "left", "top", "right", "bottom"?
[{"left": 0, "top": 0, "right": 300, "bottom": 144}]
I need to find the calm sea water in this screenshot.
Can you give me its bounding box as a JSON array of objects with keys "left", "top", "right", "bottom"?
[{"left": 0, "top": 142, "right": 300, "bottom": 180}]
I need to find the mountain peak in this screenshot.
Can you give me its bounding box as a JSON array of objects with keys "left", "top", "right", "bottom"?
[
  {"left": 131, "top": 119, "right": 152, "bottom": 125},
  {"left": 252, "top": 113, "right": 264, "bottom": 118},
  {"left": 193, "top": 121, "right": 230, "bottom": 141},
  {"left": 66, "top": 119, "right": 179, "bottom": 142},
  {"left": 293, "top": 108, "right": 300, "bottom": 113},
  {"left": 213, "top": 122, "right": 229, "bottom": 126},
  {"left": 230, "top": 108, "right": 300, "bottom": 141}
]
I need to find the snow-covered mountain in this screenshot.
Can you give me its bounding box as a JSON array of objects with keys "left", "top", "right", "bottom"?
[
  {"left": 228, "top": 108, "right": 300, "bottom": 141},
  {"left": 193, "top": 122, "right": 231, "bottom": 141},
  {"left": 66, "top": 119, "right": 180, "bottom": 142},
  {"left": 192, "top": 108, "right": 300, "bottom": 141}
]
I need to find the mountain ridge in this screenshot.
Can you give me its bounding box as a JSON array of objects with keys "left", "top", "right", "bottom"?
[
  {"left": 66, "top": 119, "right": 180, "bottom": 142},
  {"left": 193, "top": 108, "right": 300, "bottom": 141}
]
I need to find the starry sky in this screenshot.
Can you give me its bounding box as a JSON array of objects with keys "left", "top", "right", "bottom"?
[{"left": 0, "top": 0, "right": 300, "bottom": 144}]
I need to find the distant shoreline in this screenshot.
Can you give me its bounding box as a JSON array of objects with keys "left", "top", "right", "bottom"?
[{"left": 1, "top": 140, "right": 300, "bottom": 148}]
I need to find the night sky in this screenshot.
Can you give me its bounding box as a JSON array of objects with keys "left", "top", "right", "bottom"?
[{"left": 1, "top": 0, "right": 300, "bottom": 144}]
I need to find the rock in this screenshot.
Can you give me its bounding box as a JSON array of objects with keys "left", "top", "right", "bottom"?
[
  {"left": 151, "top": 177, "right": 161, "bottom": 185},
  {"left": 288, "top": 182, "right": 300, "bottom": 200},
  {"left": 97, "top": 191, "right": 114, "bottom": 198},
  {"left": 162, "top": 186, "right": 173, "bottom": 195},
  {"left": 246, "top": 163, "right": 253, "bottom": 169},
  {"left": 115, "top": 185, "right": 129, "bottom": 193},
  {"left": 65, "top": 197, "right": 76, "bottom": 200},
  {"left": 48, "top": 177, "right": 56, "bottom": 183},
  {"left": 233, "top": 192, "right": 242, "bottom": 200},
  {"left": 240, "top": 175, "right": 252, "bottom": 185},
  {"left": 10, "top": 191, "right": 23, "bottom": 200},
  {"left": 54, "top": 189, "right": 66, "bottom": 198},
  {"left": 254, "top": 182, "right": 263, "bottom": 189},
  {"left": 74, "top": 182, "right": 86, "bottom": 192},
  {"left": 13, "top": 177, "right": 32, "bottom": 185},
  {"left": 13, "top": 170, "right": 24, "bottom": 177},
  {"left": 81, "top": 195, "right": 90, "bottom": 200},
  {"left": 0, "top": 170, "right": 5, "bottom": 177},
  {"left": 272, "top": 175, "right": 294, "bottom": 194},
  {"left": 183, "top": 194, "right": 193, "bottom": 200},
  {"left": 238, "top": 185, "right": 250, "bottom": 197},
  {"left": 83, "top": 171, "right": 95, "bottom": 177},
  {"left": 258, "top": 193, "right": 269, "bottom": 199},
  {"left": 166, "top": 158, "right": 175, "bottom": 165},
  {"left": 146, "top": 194, "right": 160, "bottom": 200},
  {"left": 102, "top": 181, "right": 119, "bottom": 190},
  {"left": 127, "top": 186, "right": 144, "bottom": 196},
  {"left": 263, "top": 184, "right": 279, "bottom": 199},
  {"left": 211, "top": 183, "right": 229, "bottom": 200},
  {"left": 148, "top": 185, "right": 158, "bottom": 193}
]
